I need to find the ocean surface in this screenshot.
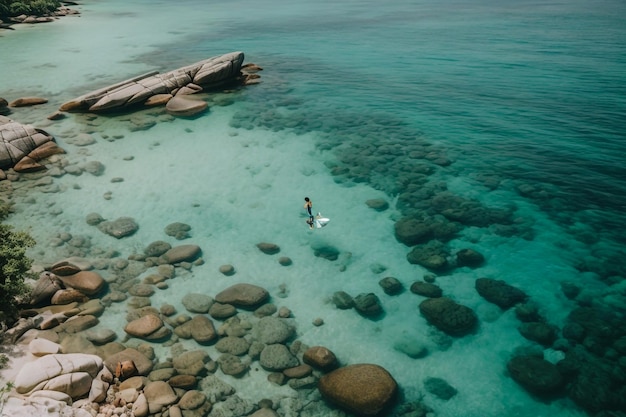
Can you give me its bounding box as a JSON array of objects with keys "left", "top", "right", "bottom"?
[{"left": 1, "top": 0, "right": 625, "bottom": 416}]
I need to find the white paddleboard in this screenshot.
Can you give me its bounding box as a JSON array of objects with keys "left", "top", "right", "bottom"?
[{"left": 314, "top": 212, "right": 330, "bottom": 229}]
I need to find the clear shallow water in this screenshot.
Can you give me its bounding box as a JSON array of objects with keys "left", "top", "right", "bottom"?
[{"left": 1, "top": 0, "right": 626, "bottom": 416}]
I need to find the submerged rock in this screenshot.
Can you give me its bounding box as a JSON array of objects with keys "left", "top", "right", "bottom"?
[
  {"left": 507, "top": 355, "right": 564, "bottom": 395},
  {"left": 475, "top": 278, "right": 527, "bottom": 309},
  {"left": 419, "top": 297, "right": 477, "bottom": 336},
  {"left": 318, "top": 364, "right": 397, "bottom": 416},
  {"left": 97, "top": 217, "right": 139, "bottom": 239}
]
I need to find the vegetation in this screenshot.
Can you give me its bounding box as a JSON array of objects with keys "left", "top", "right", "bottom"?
[
  {"left": 0, "top": 381, "right": 14, "bottom": 413},
  {"left": 0, "top": 0, "right": 60, "bottom": 20},
  {"left": 0, "top": 201, "right": 35, "bottom": 324}
]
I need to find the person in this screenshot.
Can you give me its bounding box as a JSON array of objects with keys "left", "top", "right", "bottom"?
[{"left": 304, "top": 197, "right": 314, "bottom": 229}]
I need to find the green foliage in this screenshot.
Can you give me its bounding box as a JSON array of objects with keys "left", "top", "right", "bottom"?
[
  {"left": 0, "top": 0, "right": 60, "bottom": 19},
  {"left": 0, "top": 381, "right": 14, "bottom": 412},
  {"left": 0, "top": 224, "right": 35, "bottom": 323}
]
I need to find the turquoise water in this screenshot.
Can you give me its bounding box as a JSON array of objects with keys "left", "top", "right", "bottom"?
[{"left": 1, "top": 0, "right": 626, "bottom": 416}]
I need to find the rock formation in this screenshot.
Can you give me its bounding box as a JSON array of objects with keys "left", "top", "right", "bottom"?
[
  {"left": 0, "top": 115, "right": 64, "bottom": 171},
  {"left": 59, "top": 52, "right": 247, "bottom": 113}
]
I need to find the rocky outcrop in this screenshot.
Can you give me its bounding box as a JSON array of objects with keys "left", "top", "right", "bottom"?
[
  {"left": 59, "top": 52, "right": 246, "bottom": 113},
  {"left": 0, "top": 115, "right": 64, "bottom": 171}
]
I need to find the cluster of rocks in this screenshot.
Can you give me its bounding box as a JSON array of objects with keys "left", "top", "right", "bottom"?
[
  {"left": 59, "top": 52, "right": 261, "bottom": 116},
  {"left": 3, "top": 266, "right": 400, "bottom": 417},
  {"left": 0, "top": 5, "right": 79, "bottom": 27}
]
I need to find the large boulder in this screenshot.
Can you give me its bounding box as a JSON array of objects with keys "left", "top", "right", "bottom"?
[
  {"left": 58, "top": 270, "right": 105, "bottom": 296},
  {"left": 0, "top": 115, "right": 57, "bottom": 170},
  {"left": 215, "top": 283, "right": 269, "bottom": 308},
  {"left": 14, "top": 353, "right": 103, "bottom": 394},
  {"left": 419, "top": 297, "right": 477, "bottom": 336},
  {"left": 318, "top": 364, "right": 397, "bottom": 416},
  {"left": 475, "top": 278, "right": 527, "bottom": 309}
]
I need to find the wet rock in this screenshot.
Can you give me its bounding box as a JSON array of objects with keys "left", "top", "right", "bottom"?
[
  {"left": 410, "top": 281, "right": 443, "bottom": 298},
  {"left": 318, "top": 364, "right": 397, "bottom": 416},
  {"left": 332, "top": 291, "right": 354, "bottom": 309},
  {"left": 366, "top": 198, "right": 389, "bottom": 211},
  {"left": 406, "top": 240, "right": 450, "bottom": 271},
  {"left": 313, "top": 244, "right": 340, "bottom": 261},
  {"left": 160, "top": 244, "right": 201, "bottom": 263},
  {"left": 219, "top": 264, "right": 235, "bottom": 275},
  {"left": 199, "top": 375, "right": 235, "bottom": 403},
  {"left": 49, "top": 261, "right": 83, "bottom": 276},
  {"left": 514, "top": 302, "right": 543, "bottom": 323},
  {"left": 173, "top": 314, "right": 217, "bottom": 344},
  {"left": 507, "top": 355, "right": 564, "bottom": 395},
  {"left": 216, "top": 337, "right": 250, "bottom": 356},
  {"left": 283, "top": 364, "right": 313, "bottom": 379},
  {"left": 144, "top": 380, "right": 178, "bottom": 413},
  {"left": 519, "top": 322, "right": 558, "bottom": 346},
  {"left": 254, "top": 303, "right": 277, "bottom": 318},
  {"left": 82, "top": 160, "right": 105, "bottom": 176},
  {"left": 52, "top": 288, "right": 89, "bottom": 305},
  {"left": 178, "top": 390, "right": 207, "bottom": 410},
  {"left": 85, "top": 212, "right": 105, "bottom": 226},
  {"left": 259, "top": 344, "right": 299, "bottom": 371},
  {"left": 419, "top": 297, "right": 477, "bottom": 336},
  {"left": 125, "top": 314, "right": 170, "bottom": 341},
  {"left": 379, "top": 277, "right": 403, "bottom": 295},
  {"left": 302, "top": 346, "right": 338, "bottom": 371},
  {"left": 104, "top": 348, "right": 154, "bottom": 377},
  {"left": 455, "top": 248, "right": 485, "bottom": 268},
  {"left": 424, "top": 377, "right": 457, "bottom": 400},
  {"left": 58, "top": 270, "right": 105, "bottom": 295},
  {"left": 209, "top": 302, "right": 237, "bottom": 320},
  {"left": 165, "top": 222, "right": 191, "bottom": 240},
  {"left": 354, "top": 293, "right": 384, "bottom": 317},
  {"left": 172, "top": 350, "right": 211, "bottom": 376},
  {"left": 278, "top": 256, "right": 292, "bottom": 266},
  {"left": 97, "top": 217, "right": 139, "bottom": 239},
  {"left": 166, "top": 96, "right": 208, "bottom": 117},
  {"left": 256, "top": 242, "right": 280, "bottom": 254},
  {"left": 85, "top": 328, "right": 117, "bottom": 345},
  {"left": 215, "top": 283, "right": 269, "bottom": 308},
  {"left": 168, "top": 374, "right": 197, "bottom": 389},
  {"left": 9, "top": 97, "right": 48, "bottom": 107},
  {"left": 475, "top": 278, "right": 528, "bottom": 309},
  {"left": 255, "top": 316, "right": 295, "bottom": 344},
  {"left": 144, "top": 240, "right": 172, "bottom": 257},
  {"left": 182, "top": 293, "right": 214, "bottom": 313},
  {"left": 218, "top": 353, "right": 249, "bottom": 377}
]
